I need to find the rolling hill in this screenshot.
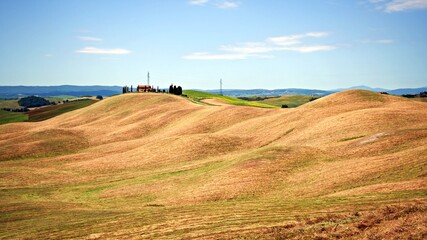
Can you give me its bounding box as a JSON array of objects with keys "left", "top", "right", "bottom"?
[{"left": 0, "top": 90, "right": 426, "bottom": 239}]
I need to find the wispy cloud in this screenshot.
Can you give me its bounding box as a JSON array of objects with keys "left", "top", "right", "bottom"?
[
  {"left": 281, "top": 45, "right": 337, "bottom": 53},
  {"left": 189, "top": 0, "right": 240, "bottom": 9},
  {"left": 78, "top": 36, "right": 103, "bottom": 42},
  {"left": 76, "top": 47, "right": 131, "bottom": 54},
  {"left": 44, "top": 54, "right": 54, "bottom": 57},
  {"left": 376, "top": 39, "right": 395, "bottom": 44},
  {"left": 189, "top": 0, "right": 209, "bottom": 5},
  {"left": 219, "top": 42, "right": 274, "bottom": 54},
  {"left": 268, "top": 32, "right": 329, "bottom": 46},
  {"left": 385, "top": 0, "right": 427, "bottom": 12},
  {"left": 368, "top": 0, "right": 427, "bottom": 12},
  {"left": 217, "top": 1, "right": 240, "bottom": 9},
  {"left": 183, "top": 32, "right": 335, "bottom": 60}
]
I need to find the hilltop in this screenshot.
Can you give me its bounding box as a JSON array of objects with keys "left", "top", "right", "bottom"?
[{"left": 0, "top": 90, "right": 426, "bottom": 239}]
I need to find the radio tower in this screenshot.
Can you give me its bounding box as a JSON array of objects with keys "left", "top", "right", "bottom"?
[
  {"left": 147, "top": 72, "right": 150, "bottom": 86},
  {"left": 220, "top": 78, "right": 223, "bottom": 95}
]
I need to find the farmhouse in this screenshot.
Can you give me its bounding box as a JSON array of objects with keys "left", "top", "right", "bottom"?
[{"left": 137, "top": 85, "right": 154, "bottom": 92}]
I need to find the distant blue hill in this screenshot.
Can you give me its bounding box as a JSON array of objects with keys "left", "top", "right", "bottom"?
[
  {"left": 0, "top": 85, "right": 425, "bottom": 98},
  {"left": 205, "top": 86, "right": 427, "bottom": 97},
  {"left": 388, "top": 87, "right": 427, "bottom": 95},
  {"left": 331, "top": 85, "right": 389, "bottom": 92},
  {"left": 0, "top": 85, "right": 122, "bottom": 98},
  {"left": 205, "top": 88, "right": 333, "bottom": 97}
]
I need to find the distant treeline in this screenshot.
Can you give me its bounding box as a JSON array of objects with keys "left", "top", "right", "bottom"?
[
  {"left": 0, "top": 97, "right": 18, "bottom": 100},
  {"left": 238, "top": 96, "right": 280, "bottom": 101},
  {"left": 1, "top": 107, "right": 29, "bottom": 112},
  {"left": 402, "top": 91, "right": 427, "bottom": 98}
]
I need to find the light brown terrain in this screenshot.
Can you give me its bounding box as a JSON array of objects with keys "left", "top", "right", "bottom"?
[{"left": 0, "top": 90, "right": 426, "bottom": 239}]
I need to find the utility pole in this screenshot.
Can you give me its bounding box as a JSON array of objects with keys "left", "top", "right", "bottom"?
[
  {"left": 147, "top": 72, "right": 150, "bottom": 86},
  {"left": 220, "top": 78, "right": 223, "bottom": 95}
]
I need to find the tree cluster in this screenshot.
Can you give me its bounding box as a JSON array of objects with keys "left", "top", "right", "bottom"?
[
  {"left": 169, "top": 84, "right": 182, "bottom": 95},
  {"left": 18, "top": 96, "right": 51, "bottom": 108},
  {"left": 122, "top": 86, "right": 130, "bottom": 94}
]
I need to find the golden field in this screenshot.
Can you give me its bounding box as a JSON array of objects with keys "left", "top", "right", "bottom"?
[{"left": 0, "top": 90, "right": 426, "bottom": 239}]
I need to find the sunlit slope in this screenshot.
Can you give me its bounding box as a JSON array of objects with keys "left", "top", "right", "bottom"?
[{"left": 0, "top": 90, "right": 426, "bottom": 239}]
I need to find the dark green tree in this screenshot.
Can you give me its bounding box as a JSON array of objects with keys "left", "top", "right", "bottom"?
[
  {"left": 176, "top": 86, "right": 182, "bottom": 95},
  {"left": 18, "top": 96, "right": 51, "bottom": 108}
]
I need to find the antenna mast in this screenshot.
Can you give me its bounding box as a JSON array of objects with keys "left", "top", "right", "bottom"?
[
  {"left": 147, "top": 72, "right": 150, "bottom": 86},
  {"left": 220, "top": 78, "right": 223, "bottom": 95}
]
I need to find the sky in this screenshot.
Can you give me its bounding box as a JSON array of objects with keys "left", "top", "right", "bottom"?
[{"left": 0, "top": 0, "right": 426, "bottom": 90}]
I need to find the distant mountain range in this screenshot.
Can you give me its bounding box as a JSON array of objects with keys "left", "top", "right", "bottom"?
[
  {"left": 206, "top": 85, "right": 427, "bottom": 97},
  {"left": 205, "top": 88, "right": 333, "bottom": 97},
  {"left": 0, "top": 85, "right": 122, "bottom": 98},
  {"left": 0, "top": 85, "right": 426, "bottom": 98},
  {"left": 330, "top": 85, "right": 427, "bottom": 95}
]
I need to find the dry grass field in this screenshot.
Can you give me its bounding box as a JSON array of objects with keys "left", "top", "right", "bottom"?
[{"left": 0, "top": 90, "right": 426, "bottom": 239}]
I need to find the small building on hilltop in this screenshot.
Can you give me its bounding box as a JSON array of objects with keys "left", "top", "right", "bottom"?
[{"left": 137, "top": 85, "right": 154, "bottom": 92}]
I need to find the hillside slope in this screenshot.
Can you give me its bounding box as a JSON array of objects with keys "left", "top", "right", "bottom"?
[{"left": 0, "top": 90, "right": 426, "bottom": 239}]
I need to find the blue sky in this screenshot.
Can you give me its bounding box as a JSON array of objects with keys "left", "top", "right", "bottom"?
[{"left": 0, "top": 0, "right": 426, "bottom": 90}]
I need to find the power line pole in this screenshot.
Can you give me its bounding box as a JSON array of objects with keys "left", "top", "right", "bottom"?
[
  {"left": 220, "top": 78, "right": 223, "bottom": 95},
  {"left": 147, "top": 72, "right": 150, "bottom": 86}
]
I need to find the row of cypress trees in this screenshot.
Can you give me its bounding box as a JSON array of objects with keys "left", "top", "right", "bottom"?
[{"left": 169, "top": 85, "right": 182, "bottom": 95}]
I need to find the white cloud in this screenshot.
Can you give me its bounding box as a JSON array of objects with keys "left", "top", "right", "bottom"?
[
  {"left": 189, "top": 0, "right": 240, "bottom": 9},
  {"left": 217, "top": 1, "right": 240, "bottom": 9},
  {"left": 220, "top": 42, "right": 274, "bottom": 54},
  {"left": 386, "top": 0, "right": 427, "bottom": 12},
  {"left": 78, "top": 36, "right": 103, "bottom": 42},
  {"left": 183, "top": 32, "right": 335, "bottom": 60},
  {"left": 189, "top": 0, "right": 209, "bottom": 5},
  {"left": 268, "top": 32, "right": 329, "bottom": 46},
  {"left": 268, "top": 35, "right": 302, "bottom": 46},
  {"left": 305, "top": 32, "right": 329, "bottom": 38},
  {"left": 282, "top": 45, "right": 336, "bottom": 53},
  {"left": 76, "top": 47, "right": 131, "bottom": 54},
  {"left": 44, "top": 54, "right": 53, "bottom": 57},
  {"left": 368, "top": 0, "right": 427, "bottom": 12}
]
